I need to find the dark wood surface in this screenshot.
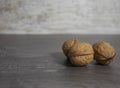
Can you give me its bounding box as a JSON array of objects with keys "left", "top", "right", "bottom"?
[{"left": 0, "top": 35, "right": 120, "bottom": 88}]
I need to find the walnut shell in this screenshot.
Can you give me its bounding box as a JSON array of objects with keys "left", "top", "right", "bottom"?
[
  {"left": 62, "top": 39, "right": 94, "bottom": 66},
  {"left": 62, "top": 39, "right": 79, "bottom": 57},
  {"left": 93, "top": 41, "right": 116, "bottom": 65},
  {"left": 70, "top": 54, "right": 94, "bottom": 66},
  {"left": 68, "top": 42, "right": 94, "bottom": 57}
]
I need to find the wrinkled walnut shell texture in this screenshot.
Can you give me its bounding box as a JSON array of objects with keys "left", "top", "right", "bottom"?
[
  {"left": 62, "top": 39, "right": 78, "bottom": 57},
  {"left": 70, "top": 54, "right": 94, "bottom": 66},
  {"left": 62, "top": 39, "right": 94, "bottom": 66},
  {"left": 93, "top": 41, "right": 116, "bottom": 65}
]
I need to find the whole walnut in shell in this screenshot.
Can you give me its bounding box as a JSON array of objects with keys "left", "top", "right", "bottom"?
[
  {"left": 62, "top": 39, "right": 94, "bottom": 66},
  {"left": 62, "top": 39, "right": 79, "bottom": 58},
  {"left": 93, "top": 41, "right": 116, "bottom": 65}
]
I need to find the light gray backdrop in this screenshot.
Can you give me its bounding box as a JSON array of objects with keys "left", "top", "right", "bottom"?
[{"left": 0, "top": 0, "right": 120, "bottom": 34}]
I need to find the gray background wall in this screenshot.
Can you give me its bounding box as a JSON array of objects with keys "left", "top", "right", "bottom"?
[{"left": 0, "top": 0, "right": 120, "bottom": 34}]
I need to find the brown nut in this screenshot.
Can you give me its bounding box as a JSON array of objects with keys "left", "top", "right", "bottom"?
[
  {"left": 69, "top": 42, "right": 94, "bottom": 66},
  {"left": 62, "top": 39, "right": 79, "bottom": 58},
  {"left": 93, "top": 41, "right": 116, "bottom": 65},
  {"left": 62, "top": 39, "right": 94, "bottom": 66}
]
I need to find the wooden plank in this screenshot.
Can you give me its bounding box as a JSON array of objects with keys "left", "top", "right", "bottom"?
[{"left": 0, "top": 35, "right": 120, "bottom": 88}]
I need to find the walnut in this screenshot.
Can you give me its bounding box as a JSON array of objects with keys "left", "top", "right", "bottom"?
[
  {"left": 93, "top": 41, "right": 116, "bottom": 65},
  {"left": 62, "top": 39, "right": 79, "bottom": 57},
  {"left": 62, "top": 39, "right": 94, "bottom": 66}
]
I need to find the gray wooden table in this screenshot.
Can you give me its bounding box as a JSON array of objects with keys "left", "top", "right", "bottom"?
[{"left": 0, "top": 35, "right": 120, "bottom": 88}]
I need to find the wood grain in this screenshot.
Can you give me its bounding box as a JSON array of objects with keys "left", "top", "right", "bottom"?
[{"left": 0, "top": 35, "right": 120, "bottom": 88}]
